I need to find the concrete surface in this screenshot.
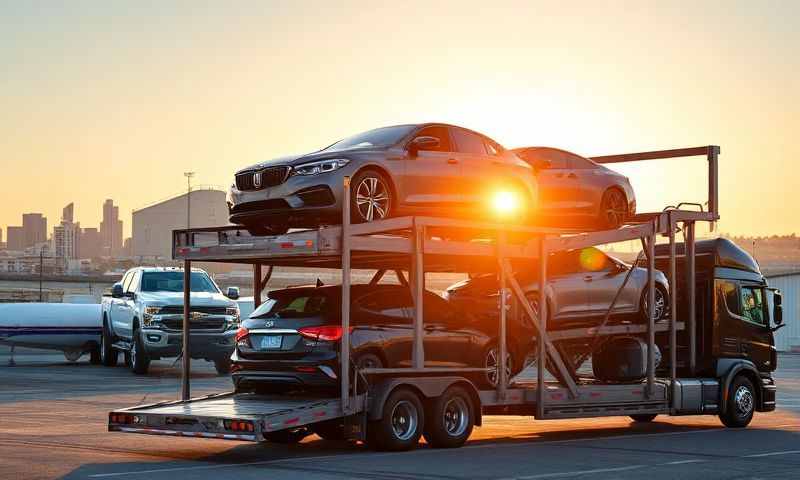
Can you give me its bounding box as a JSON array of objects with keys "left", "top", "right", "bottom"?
[{"left": 1, "top": 349, "right": 798, "bottom": 480}]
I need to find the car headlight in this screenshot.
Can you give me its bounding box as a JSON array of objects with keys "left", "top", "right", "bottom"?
[{"left": 292, "top": 158, "right": 350, "bottom": 176}]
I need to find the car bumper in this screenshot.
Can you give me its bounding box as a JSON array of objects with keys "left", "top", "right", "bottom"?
[
  {"left": 231, "top": 350, "right": 339, "bottom": 391},
  {"left": 227, "top": 164, "right": 358, "bottom": 227},
  {"left": 141, "top": 328, "right": 236, "bottom": 360}
]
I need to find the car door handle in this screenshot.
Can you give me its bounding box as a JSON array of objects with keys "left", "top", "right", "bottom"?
[
  {"left": 447, "top": 158, "right": 459, "bottom": 165},
  {"left": 583, "top": 276, "right": 593, "bottom": 282}
]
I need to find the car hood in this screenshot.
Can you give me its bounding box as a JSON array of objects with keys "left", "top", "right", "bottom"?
[
  {"left": 137, "top": 291, "right": 235, "bottom": 308},
  {"left": 236, "top": 145, "right": 390, "bottom": 174}
]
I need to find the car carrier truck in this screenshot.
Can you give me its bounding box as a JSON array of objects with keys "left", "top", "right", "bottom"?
[{"left": 108, "top": 146, "right": 784, "bottom": 451}]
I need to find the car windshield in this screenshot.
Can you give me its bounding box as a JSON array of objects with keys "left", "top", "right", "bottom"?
[
  {"left": 251, "top": 292, "right": 332, "bottom": 319},
  {"left": 140, "top": 272, "right": 219, "bottom": 293},
  {"left": 322, "top": 125, "right": 415, "bottom": 151}
]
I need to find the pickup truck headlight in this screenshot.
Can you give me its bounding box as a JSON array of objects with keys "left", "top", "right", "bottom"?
[
  {"left": 292, "top": 158, "right": 349, "bottom": 176},
  {"left": 142, "top": 306, "right": 163, "bottom": 327},
  {"left": 226, "top": 306, "right": 240, "bottom": 329}
]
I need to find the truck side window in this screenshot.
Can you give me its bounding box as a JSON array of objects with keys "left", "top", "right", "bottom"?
[
  {"left": 121, "top": 271, "right": 134, "bottom": 293},
  {"left": 740, "top": 286, "right": 766, "bottom": 326},
  {"left": 717, "top": 280, "right": 740, "bottom": 315}
]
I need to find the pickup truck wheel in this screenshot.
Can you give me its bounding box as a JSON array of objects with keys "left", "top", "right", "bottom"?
[
  {"left": 423, "top": 386, "right": 474, "bottom": 448},
  {"left": 366, "top": 388, "right": 424, "bottom": 451},
  {"left": 214, "top": 358, "right": 232, "bottom": 375},
  {"left": 130, "top": 329, "right": 151, "bottom": 375},
  {"left": 100, "top": 322, "right": 118, "bottom": 367},
  {"left": 720, "top": 375, "right": 755, "bottom": 428}
]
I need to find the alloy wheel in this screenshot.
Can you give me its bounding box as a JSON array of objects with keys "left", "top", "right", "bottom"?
[
  {"left": 644, "top": 288, "right": 666, "bottom": 320},
  {"left": 603, "top": 189, "right": 627, "bottom": 228},
  {"left": 485, "top": 347, "right": 513, "bottom": 387},
  {"left": 355, "top": 176, "right": 390, "bottom": 222}
]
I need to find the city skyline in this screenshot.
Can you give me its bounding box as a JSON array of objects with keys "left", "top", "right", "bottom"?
[{"left": 1, "top": 2, "right": 798, "bottom": 237}]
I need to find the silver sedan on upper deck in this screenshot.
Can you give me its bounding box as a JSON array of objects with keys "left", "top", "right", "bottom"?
[{"left": 227, "top": 123, "right": 538, "bottom": 235}]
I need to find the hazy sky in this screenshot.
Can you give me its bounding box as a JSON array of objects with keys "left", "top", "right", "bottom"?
[{"left": 1, "top": 1, "right": 797, "bottom": 238}]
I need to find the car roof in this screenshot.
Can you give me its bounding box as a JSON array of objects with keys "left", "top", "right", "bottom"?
[
  {"left": 512, "top": 146, "right": 601, "bottom": 167},
  {"left": 131, "top": 266, "right": 209, "bottom": 273}
]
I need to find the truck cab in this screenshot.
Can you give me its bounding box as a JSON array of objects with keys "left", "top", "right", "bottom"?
[
  {"left": 99, "top": 267, "right": 241, "bottom": 375},
  {"left": 654, "top": 238, "right": 783, "bottom": 420}
]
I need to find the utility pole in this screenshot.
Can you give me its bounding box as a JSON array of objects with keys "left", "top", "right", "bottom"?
[{"left": 181, "top": 172, "right": 194, "bottom": 401}]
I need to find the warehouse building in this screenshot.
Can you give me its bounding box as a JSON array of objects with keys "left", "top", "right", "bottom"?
[{"left": 767, "top": 272, "right": 800, "bottom": 352}]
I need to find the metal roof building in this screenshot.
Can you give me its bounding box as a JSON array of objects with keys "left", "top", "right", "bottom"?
[{"left": 767, "top": 271, "right": 800, "bottom": 352}]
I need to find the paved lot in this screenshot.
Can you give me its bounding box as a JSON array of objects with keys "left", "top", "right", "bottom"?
[{"left": 1, "top": 349, "right": 798, "bottom": 480}]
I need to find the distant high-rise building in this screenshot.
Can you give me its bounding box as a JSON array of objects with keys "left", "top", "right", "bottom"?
[
  {"left": 54, "top": 203, "right": 80, "bottom": 260},
  {"left": 79, "top": 227, "right": 102, "bottom": 259},
  {"left": 100, "top": 199, "right": 123, "bottom": 257},
  {"left": 7, "top": 226, "right": 25, "bottom": 251},
  {"left": 22, "top": 213, "right": 47, "bottom": 248}
]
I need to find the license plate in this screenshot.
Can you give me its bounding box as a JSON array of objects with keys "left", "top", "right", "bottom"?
[{"left": 259, "top": 335, "right": 282, "bottom": 350}]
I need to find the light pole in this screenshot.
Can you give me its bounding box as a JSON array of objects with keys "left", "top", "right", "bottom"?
[{"left": 184, "top": 172, "right": 195, "bottom": 230}]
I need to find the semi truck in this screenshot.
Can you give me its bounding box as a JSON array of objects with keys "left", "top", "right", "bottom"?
[{"left": 108, "top": 146, "right": 784, "bottom": 450}]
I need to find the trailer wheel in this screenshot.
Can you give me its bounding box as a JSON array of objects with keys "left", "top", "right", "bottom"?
[
  {"left": 263, "top": 428, "right": 309, "bottom": 444},
  {"left": 423, "top": 386, "right": 474, "bottom": 448},
  {"left": 720, "top": 375, "right": 755, "bottom": 428},
  {"left": 130, "top": 329, "right": 151, "bottom": 375},
  {"left": 100, "top": 321, "right": 118, "bottom": 367},
  {"left": 366, "top": 388, "right": 424, "bottom": 451},
  {"left": 630, "top": 414, "right": 658, "bottom": 423}
]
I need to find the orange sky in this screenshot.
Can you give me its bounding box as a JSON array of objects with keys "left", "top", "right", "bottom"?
[{"left": 1, "top": 1, "right": 797, "bottom": 238}]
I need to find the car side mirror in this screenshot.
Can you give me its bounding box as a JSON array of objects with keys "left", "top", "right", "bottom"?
[
  {"left": 226, "top": 286, "right": 240, "bottom": 300},
  {"left": 408, "top": 136, "right": 440, "bottom": 156},
  {"left": 774, "top": 305, "right": 783, "bottom": 325},
  {"left": 111, "top": 283, "right": 124, "bottom": 298},
  {"left": 531, "top": 158, "right": 551, "bottom": 170}
]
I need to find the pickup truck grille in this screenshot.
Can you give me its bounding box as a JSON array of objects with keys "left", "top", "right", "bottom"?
[
  {"left": 159, "top": 306, "right": 228, "bottom": 315},
  {"left": 235, "top": 166, "right": 290, "bottom": 191},
  {"left": 160, "top": 317, "right": 226, "bottom": 331}
]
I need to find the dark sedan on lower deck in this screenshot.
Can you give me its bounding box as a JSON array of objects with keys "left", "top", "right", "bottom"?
[{"left": 231, "top": 284, "right": 536, "bottom": 393}]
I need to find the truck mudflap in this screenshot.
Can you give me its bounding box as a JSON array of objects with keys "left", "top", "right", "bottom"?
[{"left": 108, "top": 391, "right": 365, "bottom": 442}]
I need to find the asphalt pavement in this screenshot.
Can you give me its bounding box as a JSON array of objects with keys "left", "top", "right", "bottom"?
[{"left": 1, "top": 348, "right": 798, "bottom": 480}]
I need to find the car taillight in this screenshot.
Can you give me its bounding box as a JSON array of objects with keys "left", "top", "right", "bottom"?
[
  {"left": 235, "top": 327, "right": 251, "bottom": 348},
  {"left": 297, "top": 325, "right": 351, "bottom": 342}
]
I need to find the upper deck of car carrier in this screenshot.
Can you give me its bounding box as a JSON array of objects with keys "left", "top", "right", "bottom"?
[{"left": 109, "top": 146, "right": 764, "bottom": 448}]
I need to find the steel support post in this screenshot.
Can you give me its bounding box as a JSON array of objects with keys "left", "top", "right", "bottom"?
[
  {"left": 341, "top": 176, "right": 352, "bottom": 413},
  {"left": 537, "top": 237, "right": 547, "bottom": 417},
  {"left": 708, "top": 146, "right": 720, "bottom": 220},
  {"left": 668, "top": 214, "right": 678, "bottom": 410},
  {"left": 253, "top": 264, "right": 262, "bottom": 309},
  {"left": 498, "top": 231, "right": 508, "bottom": 400},
  {"left": 411, "top": 222, "right": 425, "bottom": 369},
  {"left": 646, "top": 228, "right": 656, "bottom": 398},
  {"left": 686, "top": 221, "right": 697, "bottom": 375},
  {"left": 181, "top": 260, "right": 191, "bottom": 401}
]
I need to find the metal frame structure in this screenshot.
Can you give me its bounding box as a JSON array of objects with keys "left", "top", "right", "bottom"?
[{"left": 169, "top": 145, "right": 720, "bottom": 418}]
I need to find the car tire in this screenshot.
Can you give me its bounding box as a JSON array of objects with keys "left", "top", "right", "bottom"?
[
  {"left": 263, "top": 428, "right": 309, "bottom": 444},
  {"left": 630, "top": 414, "right": 658, "bottom": 423},
  {"left": 366, "top": 388, "right": 424, "bottom": 451},
  {"left": 100, "top": 321, "right": 118, "bottom": 367},
  {"left": 130, "top": 329, "right": 151, "bottom": 375},
  {"left": 599, "top": 188, "right": 628, "bottom": 229},
  {"left": 354, "top": 352, "right": 384, "bottom": 370},
  {"left": 640, "top": 285, "right": 669, "bottom": 323},
  {"left": 214, "top": 357, "right": 232, "bottom": 375},
  {"left": 423, "top": 386, "right": 475, "bottom": 448},
  {"left": 719, "top": 375, "right": 756, "bottom": 428},
  {"left": 350, "top": 169, "right": 393, "bottom": 223},
  {"left": 244, "top": 223, "right": 289, "bottom": 236}
]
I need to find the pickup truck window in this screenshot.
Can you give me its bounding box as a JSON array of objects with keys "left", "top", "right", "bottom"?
[
  {"left": 121, "top": 271, "right": 134, "bottom": 292},
  {"left": 140, "top": 272, "right": 219, "bottom": 293}
]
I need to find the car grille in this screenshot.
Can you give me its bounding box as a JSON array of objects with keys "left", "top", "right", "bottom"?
[
  {"left": 159, "top": 306, "right": 229, "bottom": 315},
  {"left": 160, "top": 317, "right": 226, "bottom": 331},
  {"left": 235, "top": 166, "right": 290, "bottom": 191},
  {"left": 230, "top": 199, "right": 290, "bottom": 214}
]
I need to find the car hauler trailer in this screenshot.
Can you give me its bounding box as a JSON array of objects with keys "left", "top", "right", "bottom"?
[{"left": 109, "top": 145, "right": 783, "bottom": 450}]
